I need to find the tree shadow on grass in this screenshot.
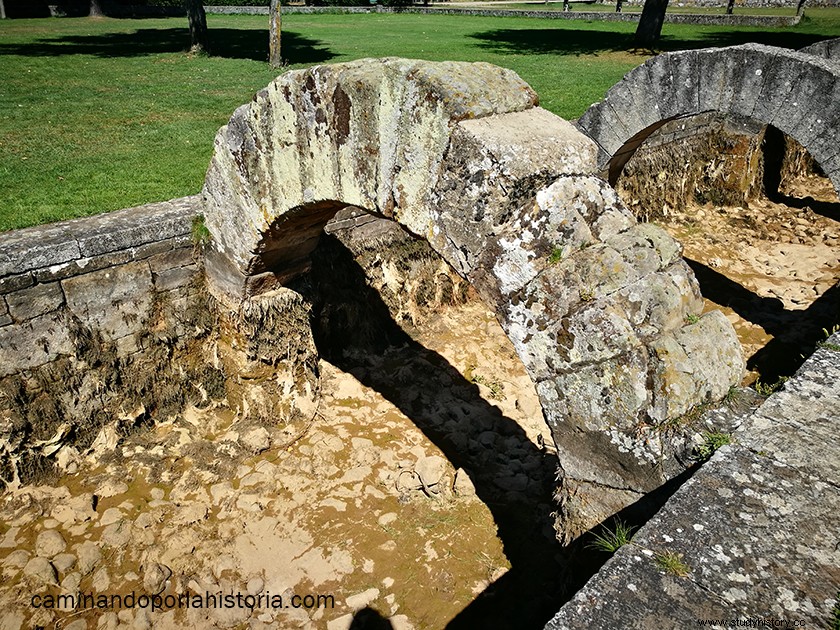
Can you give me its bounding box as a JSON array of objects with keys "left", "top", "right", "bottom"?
[
  {"left": 0, "top": 27, "right": 336, "bottom": 65},
  {"left": 468, "top": 26, "right": 830, "bottom": 57}
]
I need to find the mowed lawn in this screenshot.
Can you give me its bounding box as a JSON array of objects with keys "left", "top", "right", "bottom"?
[{"left": 1, "top": 10, "right": 839, "bottom": 230}]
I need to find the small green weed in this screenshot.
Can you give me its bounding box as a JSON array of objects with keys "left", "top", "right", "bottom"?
[
  {"left": 548, "top": 246, "right": 565, "bottom": 265},
  {"left": 830, "top": 591, "right": 840, "bottom": 630},
  {"left": 472, "top": 374, "right": 505, "bottom": 400},
  {"left": 754, "top": 376, "right": 787, "bottom": 396},
  {"left": 579, "top": 287, "right": 595, "bottom": 301},
  {"left": 654, "top": 550, "right": 691, "bottom": 577},
  {"left": 587, "top": 519, "right": 636, "bottom": 553},
  {"left": 191, "top": 214, "right": 211, "bottom": 246},
  {"left": 723, "top": 385, "right": 740, "bottom": 405},
  {"left": 819, "top": 325, "right": 840, "bottom": 351},
  {"left": 685, "top": 313, "right": 701, "bottom": 325},
  {"left": 694, "top": 431, "right": 731, "bottom": 460}
]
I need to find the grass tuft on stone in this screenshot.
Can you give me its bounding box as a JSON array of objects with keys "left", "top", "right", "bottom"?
[
  {"left": 586, "top": 519, "right": 635, "bottom": 553},
  {"left": 653, "top": 550, "right": 691, "bottom": 577}
]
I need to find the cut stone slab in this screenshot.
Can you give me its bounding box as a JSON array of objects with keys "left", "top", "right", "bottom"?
[{"left": 547, "top": 336, "right": 840, "bottom": 629}]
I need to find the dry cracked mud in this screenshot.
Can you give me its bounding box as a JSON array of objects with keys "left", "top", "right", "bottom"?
[{"left": 0, "top": 302, "right": 559, "bottom": 630}]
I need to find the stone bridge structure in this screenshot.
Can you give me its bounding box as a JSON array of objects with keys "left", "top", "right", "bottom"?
[
  {"left": 201, "top": 58, "right": 744, "bottom": 536},
  {"left": 575, "top": 43, "right": 840, "bottom": 194}
]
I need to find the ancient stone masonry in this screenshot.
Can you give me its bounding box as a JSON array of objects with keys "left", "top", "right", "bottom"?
[
  {"left": 202, "top": 58, "right": 745, "bottom": 537},
  {"left": 799, "top": 36, "right": 840, "bottom": 67},
  {"left": 546, "top": 332, "right": 840, "bottom": 628},
  {"left": 0, "top": 198, "right": 228, "bottom": 490},
  {"left": 576, "top": 43, "right": 840, "bottom": 196}
]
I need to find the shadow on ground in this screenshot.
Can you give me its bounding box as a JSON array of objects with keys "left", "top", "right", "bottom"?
[
  {"left": 296, "top": 231, "right": 695, "bottom": 628},
  {"left": 687, "top": 258, "right": 840, "bottom": 382},
  {"left": 0, "top": 27, "right": 336, "bottom": 65},
  {"left": 468, "top": 26, "right": 830, "bottom": 57}
]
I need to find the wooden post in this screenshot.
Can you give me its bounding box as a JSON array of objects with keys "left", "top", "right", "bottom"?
[{"left": 269, "top": 0, "right": 282, "bottom": 69}]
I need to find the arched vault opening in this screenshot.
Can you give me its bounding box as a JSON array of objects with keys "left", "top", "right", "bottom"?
[
  {"left": 202, "top": 58, "right": 744, "bottom": 537},
  {"left": 577, "top": 43, "right": 840, "bottom": 385}
]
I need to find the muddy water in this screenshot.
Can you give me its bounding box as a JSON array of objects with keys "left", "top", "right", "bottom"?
[
  {"left": 0, "top": 302, "right": 559, "bottom": 630},
  {"left": 653, "top": 174, "right": 840, "bottom": 385}
]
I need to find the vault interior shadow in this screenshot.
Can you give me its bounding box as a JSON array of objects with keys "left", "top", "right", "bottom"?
[
  {"left": 296, "top": 232, "right": 570, "bottom": 629},
  {"left": 686, "top": 258, "right": 840, "bottom": 382},
  {"left": 762, "top": 125, "right": 840, "bottom": 222}
]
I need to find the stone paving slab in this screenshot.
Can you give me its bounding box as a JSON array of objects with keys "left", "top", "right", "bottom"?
[{"left": 547, "top": 334, "right": 840, "bottom": 629}]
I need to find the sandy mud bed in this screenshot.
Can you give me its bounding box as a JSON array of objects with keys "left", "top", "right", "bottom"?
[{"left": 0, "top": 302, "right": 560, "bottom": 630}]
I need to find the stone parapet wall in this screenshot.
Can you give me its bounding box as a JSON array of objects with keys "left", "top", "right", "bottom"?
[
  {"left": 0, "top": 197, "right": 227, "bottom": 491},
  {"left": 0, "top": 197, "right": 200, "bottom": 372}
]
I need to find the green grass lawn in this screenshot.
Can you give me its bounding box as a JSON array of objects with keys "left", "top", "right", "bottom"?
[{"left": 1, "top": 10, "right": 839, "bottom": 230}]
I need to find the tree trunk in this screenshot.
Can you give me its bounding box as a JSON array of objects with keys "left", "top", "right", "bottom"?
[
  {"left": 616, "top": 0, "right": 623, "bottom": 12},
  {"left": 563, "top": 0, "right": 570, "bottom": 11},
  {"left": 796, "top": 0, "right": 806, "bottom": 16},
  {"left": 269, "top": 0, "right": 282, "bottom": 69},
  {"left": 90, "top": 0, "right": 104, "bottom": 16},
  {"left": 184, "top": 0, "right": 209, "bottom": 54},
  {"left": 0, "top": 0, "right": 7, "bottom": 19},
  {"left": 634, "top": 0, "right": 669, "bottom": 48},
  {"left": 725, "top": 0, "right": 734, "bottom": 14}
]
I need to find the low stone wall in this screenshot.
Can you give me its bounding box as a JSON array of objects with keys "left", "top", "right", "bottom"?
[
  {"left": 546, "top": 332, "right": 840, "bottom": 627},
  {"left": 0, "top": 197, "right": 228, "bottom": 490},
  {"left": 0, "top": 197, "right": 199, "bottom": 366},
  {"left": 602, "top": 0, "right": 839, "bottom": 6},
  {"left": 205, "top": 4, "right": 800, "bottom": 24}
]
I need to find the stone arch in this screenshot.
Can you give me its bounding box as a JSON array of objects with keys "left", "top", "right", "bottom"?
[
  {"left": 202, "top": 58, "right": 744, "bottom": 536},
  {"left": 799, "top": 36, "right": 840, "bottom": 65},
  {"left": 575, "top": 43, "right": 840, "bottom": 194}
]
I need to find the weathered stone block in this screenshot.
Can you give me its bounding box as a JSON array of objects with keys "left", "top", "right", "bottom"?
[
  {"left": 697, "top": 45, "right": 770, "bottom": 119},
  {"left": 62, "top": 261, "right": 154, "bottom": 341},
  {"left": 548, "top": 442, "right": 840, "bottom": 627},
  {"left": 648, "top": 310, "right": 744, "bottom": 422},
  {"left": 615, "top": 261, "right": 704, "bottom": 341},
  {"left": 153, "top": 264, "right": 198, "bottom": 292},
  {"left": 0, "top": 312, "right": 74, "bottom": 377},
  {"left": 131, "top": 238, "right": 178, "bottom": 261},
  {"left": 0, "top": 272, "right": 35, "bottom": 294},
  {"left": 70, "top": 198, "right": 195, "bottom": 257},
  {"left": 0, "top": 223, "right": 80, "bottom": 277},
  {"left": 32, "top": 250, "right": 134, "bottom": 283},
  {"left": 148, "top": 247, "right": 194, "bottom": 273},
  {"left": 736, "top": 335, "right": 840, "bottom": 482},
  {"left": 5, "top": 282, "right": 65, "bottom": 321},
  {"left": 605, "top": 223, "right": 683, "bottom": 276}
]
